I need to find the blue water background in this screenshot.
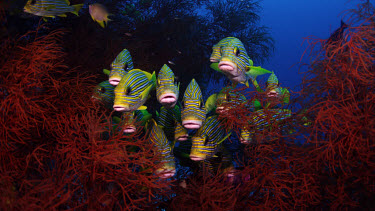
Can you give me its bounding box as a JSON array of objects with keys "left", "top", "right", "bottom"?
[{"left": 260, "top": 0, "right": 358, "bottom": 91}]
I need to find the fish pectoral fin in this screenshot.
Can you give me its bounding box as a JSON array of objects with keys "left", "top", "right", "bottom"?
[
  {"left": 210, "top": 62, "right": 222, "bottom": 73},
  {"left": 97, "top": 20, "right": 106, "bottom": 28},
  {"left": 246, "top": 66, "right": 272, "bottom": 77},
  {"left": 137, "top": 105, "right": 147, "bottom": 110},
  {"left": 58, "top": 14, "right": 67, "bottom": 17},
  {"left": 205, "top": 94, "right": 217, "bottom": 114},
  {"left": 44, "top": 5, "right": 56, "bottom": 11},
  {"left": 112, "top": 116, "right": 121, "bottom": 124},
  {"left": 103, "top": 69, "right": 111, "bottom": 75}
]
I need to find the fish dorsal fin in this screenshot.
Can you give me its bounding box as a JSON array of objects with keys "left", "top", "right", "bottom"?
[{"left": 205, "top": 93, "right": 217, "bottom": 114}]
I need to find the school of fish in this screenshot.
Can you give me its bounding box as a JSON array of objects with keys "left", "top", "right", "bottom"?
[{"left": 89, "top": 35, "right": 298, "bottom": 179}]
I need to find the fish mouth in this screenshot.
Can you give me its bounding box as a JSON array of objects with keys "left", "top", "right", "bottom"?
[
  {"left": 91, "top": 95, "right": 101, "bottom": 102},
  {"left": 123, "top": 126, "right": 136, "bottom": 133},
  {"left": 176, "top": 134, "right": 189, "bottom": 141},
  {"left": 210, "top": 58, "right": 219, "bottom": 62},
  {"left": 215, "top": 106, "right": 228, "bottom": 114},
  {"left": 109, "top": 77, "right": 121, "bottom": 86},
  {"left": 189, "top": 155, "right": 205, "bottom": 161},
  {"left": 113, "top": 105, "right": 132, "bottom": 112},
  {"left": 239, "top": 137, "right": 252, "bottom": 144},
  {"left": 267, "top": 90, "right": 279, "bottom": 98},
  {"left": 218, "top": 61, "right": 236, "bottom": 73},
  {"left": 182, "top": 120, "right": 202, "bottom": 129},
  {"left": 159, "top": 93, "right": 177, "bottom": 107},
  {"left": 156, "top": 168, "right": 176, "bottom": 179}
]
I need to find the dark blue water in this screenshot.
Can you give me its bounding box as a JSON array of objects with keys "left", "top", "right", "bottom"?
[{"left": 260, "top": 0, "right": 357, "bottom": 91}]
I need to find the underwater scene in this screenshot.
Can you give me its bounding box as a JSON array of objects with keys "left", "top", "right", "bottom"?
[{"left": 1, "top": 0, "right": 374, "bottom": 210}]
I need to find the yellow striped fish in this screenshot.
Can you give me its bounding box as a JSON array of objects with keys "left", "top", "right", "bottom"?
[
  {"left": 266, "top": 72, "right": 290, "bottom": 104},
  {"left": 181, "top": 79, "right": 206, "bottom": 129},
  {"left": 174, "top": 120, "right": 188, "bottom": 141},
  {"left": 205, "top": 87, "right": 247, "bottom": 114},
  {"left": 92, "top": 80, "right": 114, "bottom": 110},
  {"left": 190, "top": 115, "right": 231, "bottom": 161},
  {"left": 121, "top": 110, "right": 152, "bottom": 133},
  {"left": 156, "top": 64, "right": 179, "bottom": 108},
  {"left": 210, "top": 37, "right": 271, "bottom": 87},
  {"left": 113, "top": 69, "right": 156, "bottom": 112},
  {"left": 157, "top": 105, "right": 181, "bottom": 142},
  {"left": 240, "top": 108, "right": 292, "bottom": 144},
  {"left": 148, "top": 119, "right": 176, "bottom": 178},
  {"left": 108, "top": 49, "right": 134, "bottom": 86},
  {"left": 23, "top": 0, "right": 83, "bottom": 20}
]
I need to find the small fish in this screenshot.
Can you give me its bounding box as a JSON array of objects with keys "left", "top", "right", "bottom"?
[
  {"left": 210, "top": 37, "right": 271, "bottom": 87},
  {"left": 108, "top": 49, "right": 134, "bottom": 86},
  {"left": 266, "top": 72, "right": 290, "bottom": 104},
  {"left": 181, "top": 79, "right": 206, "bottom": 129},
  {"left": 239, "top": 128, "right": 253, "bottom": 144},
  {"left": 148, "top": 119, "right": 176, "bottom": 178},
  {"left": 156, "top": 64, "right": 179, "bottom": 108},
  {"left": 124, "top": 32, "right": 132, "bottom": 37},
  {"left": 92, "top": 80, "right": 115, "bottom": 110},
  {"left": 120, "top": 110, "right": 152, "bottom": 133},
  {"left": 167, "top": 60, "right": 176, "bottom": 65},
  {"left": 23, "top": 0, "right": 83, "bottom": 20},
  {"left": 240, "top": 109, "right": 291, "bottom": 144},
  {"left": 189, "top": 115, "right": 231, "bottom": 161},
  {"left": 89, "top": 3, "right": 111, "bottom": 28},
  {"left": 205, "top": 87, "right": 247, "bottom": 114},
  {"left": 113, "top": 69, "right": 156, "bottom": 112}
]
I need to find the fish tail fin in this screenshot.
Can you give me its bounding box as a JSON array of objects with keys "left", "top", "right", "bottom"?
[{"left": 71, "top": 4, "right": 84, "bottom": 16}]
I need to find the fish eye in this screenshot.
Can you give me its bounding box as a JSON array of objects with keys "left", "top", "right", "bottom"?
[
  {"left": 226, "top": 94, "right": 231, "bottom": 102},
  {"left": 200, "top": 99, "right": 204, "bottom": 109},
  {"left": 99, "top": 87, "right": 106, "bottom": 93},
  {"left": 31, "top": 0, "right": 36, "bottom": 5},
  {"left": 124, "top": 63, "right": 128, "bottom": 70},
  {"left": 234, "top": 47, "right": 240, "bottom": 57}
]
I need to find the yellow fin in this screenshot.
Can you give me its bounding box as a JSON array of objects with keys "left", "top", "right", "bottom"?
[
  {"left": 137, "top": 105, "right": 147, "bottom": 110},
  {"left": 58, "top": 14, "right": 67, "bottom": 17},
  {"left": 97, "top": 20, "right": 105, "bottom": 28},
  {"left": 71, "top": 4, "right": 83, "bottom": 16},
  {"left": 205, "top": 93, "right": 217, "bottom": 114},
  {"left": 44, "top": 5, "right": 56, "bottom": 11}
]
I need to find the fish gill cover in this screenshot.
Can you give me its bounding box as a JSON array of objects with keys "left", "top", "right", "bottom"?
[{"left": 0, "top": 0, "right": 375, "bottom": 210}]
